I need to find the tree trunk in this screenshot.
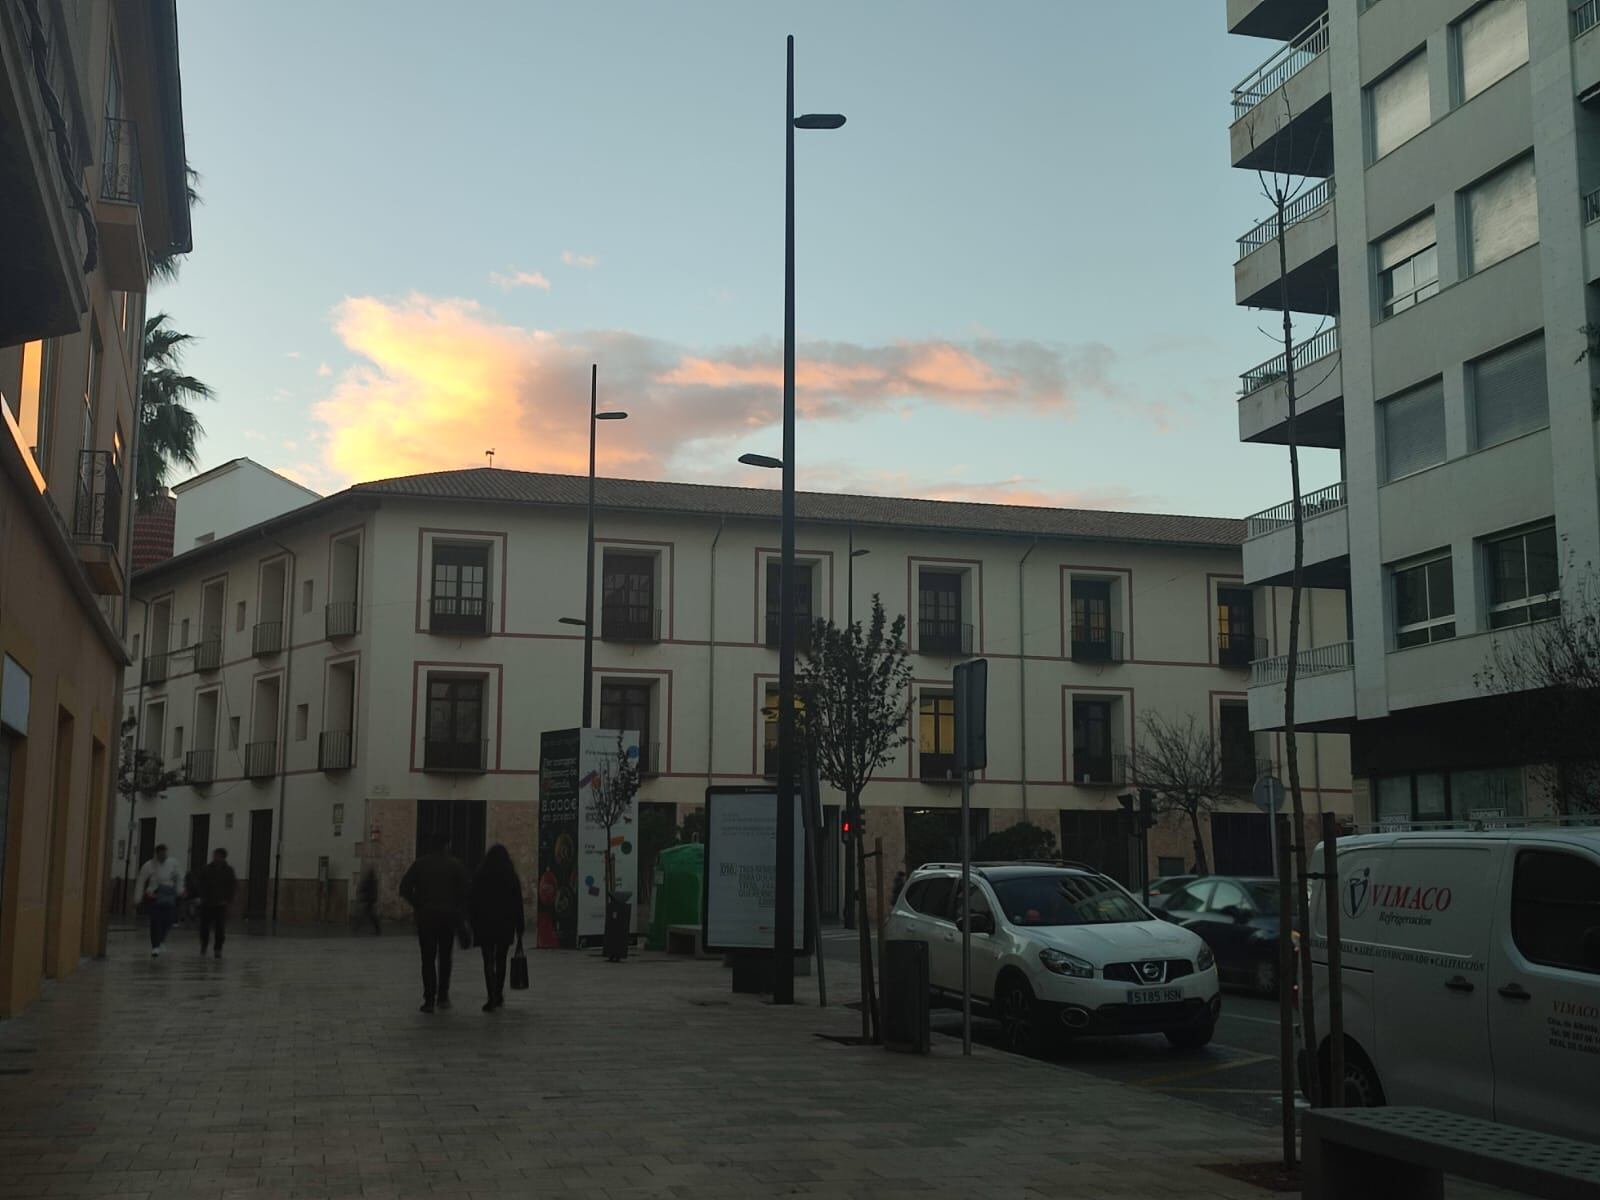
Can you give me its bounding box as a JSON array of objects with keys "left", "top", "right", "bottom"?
[
  {"left": 1188, "top": 807, "right": 1209, "bottom": 876},
  {"left": 849, "top": 788, "right": 879, "bottom": 1041},
  {"left": 1276, "top": 190, "right": 1322, "bottom": 1109}
]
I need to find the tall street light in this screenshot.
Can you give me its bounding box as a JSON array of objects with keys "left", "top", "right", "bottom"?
[
  {"left": 580, "top": 363, "right": 628, "bottom": 728},
  {"left": 843, "top": 533, "right": 869, "bottom": 930},
  {"left": 773, "top": 34, "right": 845, "bottom": 1005}
]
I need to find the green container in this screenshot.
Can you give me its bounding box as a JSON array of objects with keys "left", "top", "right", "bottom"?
[{"left": 646, "top": 843, "right": 704, "bottom": 951}]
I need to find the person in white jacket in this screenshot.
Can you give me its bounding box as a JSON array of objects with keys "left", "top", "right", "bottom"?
[{"left": 135, "top": 845, "right": 185, "bottom": 957}]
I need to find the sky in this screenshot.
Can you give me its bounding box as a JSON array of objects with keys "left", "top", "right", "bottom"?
[{"left": 157, "top": 0, "right": 1340, "bottom": 518}]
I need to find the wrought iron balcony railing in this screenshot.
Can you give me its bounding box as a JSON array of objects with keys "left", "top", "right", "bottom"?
[
  {"left": 1245, "top": 481, "right": 1348, "bottom": 538},
  {"left": 1584, "top": 185, "right": 1600, "bottom": 225},
  {"left": 919, "top": 751, "right": 959, "bottom": 783},
  {"left": 1072, "top": 751, "right": 1128, "bottom": 787},
  {"left": 429, "top": 595, "right": 491, "bottom": 635},
  {"left": 245, "top": 740, "right": 277, "bottom": 779},
  {"left": 638, "top": 741, "right": 662, "bottom": 779},
  {"left": 184, "top": 748, "right": 215, "bottom": 786},
  {"left": 325, "top": 600, "right": 358, "bottom": 639},
  {"left": 194, "top": 626, "right": 222, "bottom": 672},
  {"left": 252, "top": 620, "right": 283, "bottom": 657},
  {"left": 100, "top": 118, "right": 141, "bottom": 205},
  {"left": 71, "top": 450, "right": 122, "bottom": 551},
  {"left": 1070, "top": 626, "right": 1126, "bottom": 664},
  {"left": 919, "top": 619, "right": 974, "bottom": 657},
  {"left": 764, "top": 613, "right": 815, "bottom": 652},
  {"left": 319, "top": 730, "right": 354, "bottom": 772},
  {"left": 1219, "top": 633, "right": 1270, "bottom": 668},
  {"left": 601, "top": 605, "right": 662, "bottom": 643},
  {"left": 424, "top": 738, "right": 488, "bottom": 772},
  {"left": 144, "top": 650, "right": 169, "bottom": 685}
]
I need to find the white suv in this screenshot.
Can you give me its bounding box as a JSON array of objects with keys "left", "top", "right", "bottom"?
[{"left": 885, "top": 862, "right": 1222, "bottom": 1052}]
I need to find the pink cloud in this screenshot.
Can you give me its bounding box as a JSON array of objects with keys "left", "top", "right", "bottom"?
[
  {"left": 489, "top": 269, "right": 551, "bottom": 292},
  {"left": 561, "top": 250, "right": 598, "bottom": 268}
]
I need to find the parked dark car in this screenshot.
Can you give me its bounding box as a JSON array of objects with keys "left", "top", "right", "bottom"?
[
  {"left": 1142, "top": 875, "right": 1197, "bottom": 911},
  {"left": 1155, "top": 876, "right": 1285, "bottom": 993}
]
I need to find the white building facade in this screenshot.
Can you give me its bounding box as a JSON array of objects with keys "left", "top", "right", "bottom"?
[
  {"left": 122, "top": 468, "right": 1351, "bottom": 924},
  {"left": 1228, "top": 0, "right": 1598, "bottom": 821}
]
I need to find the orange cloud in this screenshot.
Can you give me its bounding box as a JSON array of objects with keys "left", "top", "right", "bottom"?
[{"left": 312, "top": 293, "right": 1118, "bottom": 491}]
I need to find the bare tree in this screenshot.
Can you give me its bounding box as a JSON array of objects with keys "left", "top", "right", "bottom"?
[
  {"left": 584, "top": 733, "right": 641, "bottom": 904},
  {"left": 1128, "top": 713, "right": 1246, "bottom": 876},
  {"left": 796, "top": 594, "right": 914, "bottom": 1040}
]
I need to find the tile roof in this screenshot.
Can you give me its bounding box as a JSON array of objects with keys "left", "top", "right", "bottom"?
[{"left": 351, "top": 468, "right": 1244, "bottom": 548}]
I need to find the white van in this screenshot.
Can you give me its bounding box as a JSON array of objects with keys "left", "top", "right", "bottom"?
[{"left": 1306, "top": 827, "right": 1600, "bottom": 1141}]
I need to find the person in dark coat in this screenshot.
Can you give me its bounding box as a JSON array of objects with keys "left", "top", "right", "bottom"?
[
  {"left": 399, "top": 836, "right": 471, "bottom": 1013},
  {"left": 357, "top": 867, "right": 381, "bottom": 935},
  {"left": 198, "top": 848, "right": 237, "bottom": 958},
  {"left": 468, "top": 844, "right": 525, "bottom": 1012}
]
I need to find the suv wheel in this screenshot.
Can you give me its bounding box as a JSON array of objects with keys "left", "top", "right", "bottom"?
[{"left": 998, "top": 976, "right": 1050, "bottom": 1056}]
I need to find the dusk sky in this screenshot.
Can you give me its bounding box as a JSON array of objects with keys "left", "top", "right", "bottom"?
[{"left": 161, "top": 0, "right": 1341, "bottom": 516}]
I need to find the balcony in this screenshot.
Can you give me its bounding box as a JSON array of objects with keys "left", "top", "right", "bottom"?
[
  {"left": 1219, "top": 634, "right": 1269, "bottom": 669},
  {"left": 1577, "top": 4, "right": 1600, "bottom": 101},
  {"left": 763, "top": 743, "right": 778, "bottom": 779},
  {"left": 319, "top": 730, "right": 354, "bottom": 772},
  {"left": 245, "top": 740, "right": 277, "bottom": 780},
  {"left": 1237, "top": 325, "right": 1344, "bottom": 449},
  {"left": 601, "top": 605, "right": 662, "bottom": 644},
  {"left": 184, "top": 748, "right": 215, "bottom": 786},
  {"left": 1072, "top": 751, "right": 1128, "bottom": 788},
  {"left": 0, "top": 0, "right": 92, "bottom": 345},
  {"left": 325, "top": 601, "right": 358, "bottom": 639},
  {"left": 94, "top": 118, "right": 147, "bottom": 292},
  {"left": 252, "top": 620, "right": 283, "bottom": 657},
  {"left": 424, "top": 738, "right": 488, "bottom": 773},
  {"left": 1235, "top": 178, "right": 1338, "bottom": 314},
  {"left": 194, "top": 628, "right": 222, "bottom": 672},
  {"left": 1584, "top": 187, "right": 1600, "bottom": 285},
  {"left": 1243, "top": 481, "right": 1351, "bottom": 589},
  {"left": 429, "top": 595, "right": 491, "bottom": 636},
  {"left": 1070, "top": 627, "right": 1126, "bottom": 665},
  {"left": 919, "top": 751, "right": 959, "bottom": 783},
  {"left": 638, "top": 741, "right": 662, "bottom": 779},
  {"left": 1248, "top": 641, "right": 1355, "bottom": 732},
  {"left": 919, "top": 619, "right": 973, "bottom": 657},
  {"left": 144, "top": 650, "right": 169, "bottom": 686},
  {"left": 1228, "top": 0, "right": 1328, "bottom": 39},
  {"left": 1579, "top": 1, "right": 1600, "bottom": 37},
  {"left": 1229, "top": 14, "right": 1333, "bottom": 177},
  {"left": 71, "top": 450, "right": 124, "bottom": 594},
  {"left": 763, "top": 613, "right": 814, "bottom": 653}
]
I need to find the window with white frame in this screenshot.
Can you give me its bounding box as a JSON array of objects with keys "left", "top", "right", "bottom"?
[
  {"left": 1381, "top": 379, "right": 1446, "bottom": 482},
  {"left": 1471, "top": 334, "right": 1548, "bottom": 449},
  {"left": 1485, "top": 523, "right": 1559, "bottom": 629},
  {"left": 1456, "top": 0, "right": 1527, "bottom": 106},
  {"left": 1466, "top": 156, "right": 1537, "bottom": 274},
  {"left": 1377, "top": 213, "right": 1438, "bottom": 318},
  {"left": 1393, "top": 554, "right": 1455, "bottom": 649},
  {"left": 1369, "top": 50, "right": 1430, "bottom": 161}
]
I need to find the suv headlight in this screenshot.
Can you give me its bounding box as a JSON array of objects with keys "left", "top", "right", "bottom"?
[
  {"left": 1196, "top": 944, "right": 1215, "bottom": 972},
  {"left": 1038, "top": 948, "right": 1095, "bottom": 979}
]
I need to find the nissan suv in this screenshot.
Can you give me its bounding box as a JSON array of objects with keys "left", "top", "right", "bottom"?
[{"left": 885, "top": 862, "right": 1221, "bottom": 1053}]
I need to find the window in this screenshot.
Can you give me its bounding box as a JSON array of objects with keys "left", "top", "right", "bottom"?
[
  {"left": 764, "top": 560, "right": 814, "bottom": 649},
  {"left": 179, "top": 618, "right": 189, "bottom": 647},
  {"left": 1452, "top": 767, "right": 1525, "bottom": 819},
  {"left": 1071, "top": 697, "right": 1119, "bottom": 784},
  {"left": 294, "top": 704, "right": 309, "bottom": 742},
  {"left": 1466, "top": 156, "right": 1537, "bottom": 274},
  {"left": 1377, "top": 214, "right": 1439, "bottom": 317},
  {"left": 81, "top": 322, "right": 101, "bottom": 457},
  {"left": 1472, "top": 335, "right": 1548, "bottom": 449},
  {"left": 1393, "top": 555, "right": 1456, "bottom": 648},
  {"left": 601, "top": 552, "right": 658, "bottom": 641},
  {"left": 1207, "top": 880, "right": 1251, "bottom": 913},
  {"left": 1456, "top": 0, "right": 1527, "bottom": 105},
  {"left": 131, "top": 633, "right": 140, "bottom": 661},
  {"left": 1381, "top": 380, "right": 1447, "bottom": 481},
  {"left": 1070, "top": 578, "right": 1119, "bottom": 662},
  {"left": 1219, "top": 702, "right": 1254, "bottom": 787},
  {"left": 1369, "top": 51, "right": 1430, "bottom": 160},
  {"left": 228, "top": 716, "right": 239, "bottom": 750},
  {"left": 1486, "top": 524, "right": 1559, "bottom": 628},
  {"left": 302, "top": 579, "right": 314, "bottom": 614},
  {"left": 600, "top": 681, "right": 654, "bottom": 774},
  {"left": 918, "top": 692, "right": 957, "bottom": 780},
  {"left": 424, "top": 677, "right": 486, "bottom": 771},
  {"left": 1164, "top": 880, "right": 1215, "bottom": 914},
  {"left": 235, "top": 601, "right": 246, "bottom": 633},
  {"left": 759, "top": 685, "right": 804, "bottom": 778},
  {"left": 1217, "top": 586, "right": 1256, "bottom": 666},
  {"left": 171, "top": 725, "right": 183, "bottom": 759},
  {"left": 1511, "top": 851, "right": 1600, "bottom": 975},
  {"left": 430, "top": 542, "right": 490, "bottom": 634},
  {"left": 902, "top": 876, "right": 954, "bottom": 919},
  {"left": 990, "top": 874, "right": 1145, "bottom": 926},
  {"left": 16, "top": 339, "right": 57, "bottom": 469},
  {"left": 918, "top": 571, "right": 967, "bottom": 655}
]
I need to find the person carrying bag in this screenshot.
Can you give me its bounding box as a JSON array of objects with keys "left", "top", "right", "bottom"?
[
  {"left": 509, "top": 934, "right": 529, "bottom": 991},
  {"left": 467, "top": 844, "right": 525, "bottom": 1012}
]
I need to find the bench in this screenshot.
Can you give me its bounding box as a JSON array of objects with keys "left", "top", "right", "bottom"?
[{"left": 1302, "top": 1107, "right": 1600, "bottom": 1200}]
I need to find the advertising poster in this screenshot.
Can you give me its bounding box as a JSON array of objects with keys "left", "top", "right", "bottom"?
[
  {"left": 536, "top": 728, "right": 581, "bottom": 949},
  {"left": 577, "top": 728, "right": 641, "bottom": 941},
  {"left": 702, "top": 786, "right": 809, "bottom": 953}
]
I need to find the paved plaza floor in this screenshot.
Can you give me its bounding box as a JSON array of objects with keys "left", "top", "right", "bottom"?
[{"left": 0, "top": 929, "right": 1506, "bottom": 1198}]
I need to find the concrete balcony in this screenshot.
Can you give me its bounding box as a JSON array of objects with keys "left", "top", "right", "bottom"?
[
  {"left": 1242, "top": 482, "right": 1350, "bottom": 589},
  {"left": 1237, "top": 325, "right": 1344, "bottom": 448},
  {"left": 1575, "top": 4, "right": 1600, "bottom": 100},
  {"left": 1235, "top": 179, "right": 1338, "bottom": 314},
  {"left": 1248, "top": 640, "right": 1355, "bottom": 732},
  {"left": 1228, "top": 0, "right": 1327, "bottom": 40},
  {"left": 93, "top": 118, "right": 148, "bottom": 293},
  {"left": 1229, "top": 14, "right": 1333, "bottom": 177},
  {"left": 0, "top": 0, "right": 92, "bottom": 345},
  {"left": 1584, "top": 188, "right": 1600, "bottom": 285}
]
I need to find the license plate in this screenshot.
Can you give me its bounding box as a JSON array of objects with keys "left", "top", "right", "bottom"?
[{"left": 1125, "top": 987, "right": 1184, "bottom": 1004}]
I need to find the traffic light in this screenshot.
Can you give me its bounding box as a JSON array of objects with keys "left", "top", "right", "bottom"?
[
  {"left": 1117, "top": 793, "right": 1136, "bottom": 837},
  {"left": 841, "top": 812, "right": 864, "bottom": 840},
  {"left": 1138, "top": 788, "right": 1158, "bottom": 831}
]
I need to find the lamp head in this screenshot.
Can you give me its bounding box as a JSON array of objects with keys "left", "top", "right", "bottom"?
[
  {"left": 794, "top": 113, "right": 846, "bottom": 130},
  {"left": 739, "top": 453, "right": 784, "bottom": 470}
]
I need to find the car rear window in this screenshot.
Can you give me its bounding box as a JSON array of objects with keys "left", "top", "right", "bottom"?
[
  {"left": 1248, "top": 882, "right": 1279, "bottom": 912},
  {"left": 991, "top": 873, "right": 1146, "bottom": 926},
  {"left": 903, "top": 876, "right": 954, "bottom": 918}
]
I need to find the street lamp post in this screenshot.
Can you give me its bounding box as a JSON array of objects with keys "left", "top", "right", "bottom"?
[
  {"left": 843, "top": 533, "right": 869, "bottom": 930},
  {"left": 580, "top": 364, "right": 628, "bottom": 728}
]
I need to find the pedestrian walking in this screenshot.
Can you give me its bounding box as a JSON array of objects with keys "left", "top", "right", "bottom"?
[
  {"left": 468, "top": 844, "right": 525, "bottom": 1012},
  {"left": 890, "top": 867, "right": 908, "bottom": 904},
  {"left": 358, "top": 867, "right": 381, "bottom": 935},
  {"left": 197, "top": 848, "right": 237, "bottom": 959},
  {"left": 134, "top": 844, "right": 185, "bottom": 957},
  {"left": 398, "top": 835, "right": 470, "bottom": 1013}
]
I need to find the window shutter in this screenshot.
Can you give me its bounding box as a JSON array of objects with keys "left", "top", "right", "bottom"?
[
  {"left": 1459, "top": 0, "right": 1527, "bottom": 104},
  {"left": 1382, "top": 380, "right": 1446, "bottom": 481},
  {"left": 1473, "top": 335, "right": 1548, "bottom": 448},
  {"left": 1468, "top": 156, "right": 1538, "bottom": 273},
  {"left": 1377, "top": 213, "right": 1436, "bottom": 271},
  {"left": 1371, "top": 52, "right": 1429, "bottom": 159}
]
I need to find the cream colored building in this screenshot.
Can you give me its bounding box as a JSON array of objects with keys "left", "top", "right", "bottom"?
[
  {"left": 124, "top": 468, "right": 1352, "bottom": 925},
  {"left": 0, "top": 0, "right": 190, "bottom": 1015}
]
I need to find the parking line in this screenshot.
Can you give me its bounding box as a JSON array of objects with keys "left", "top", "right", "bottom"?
[
  {"left": 1131, "top": 1054, "right": 1276, "bottom": 1088},
  {"left": 1218, "top": 1012, "right": 1282, "bottom": 1027}
]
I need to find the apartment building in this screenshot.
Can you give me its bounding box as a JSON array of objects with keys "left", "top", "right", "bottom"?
[
  {"left": 0, "top": 0, "right": 191, "bottom": 1014},
  {"left": 1227, "top": 0, "right": 1596, "bottom": 821},
  {"left": 122, "top": 467, "right": 1351, "bottom": 926}
]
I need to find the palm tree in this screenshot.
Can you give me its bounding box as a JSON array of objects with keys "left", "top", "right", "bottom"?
[{"left": 135, "top": 313, "right": 213, "bottom": 510}]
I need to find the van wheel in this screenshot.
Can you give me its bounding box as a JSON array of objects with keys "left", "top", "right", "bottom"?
[
  {"left": 998, "top": 977, "right": 1051, "bottom": 1056},
  {"left": 1165, "top": 1016, "right": 1215, "bottom": 1050},
  {"left": 1339, "top": 1047, "right": 1386, "bottom": 1108},
  {"left": 1253, "top": 958, "right": 1278, "bottom": 996}
]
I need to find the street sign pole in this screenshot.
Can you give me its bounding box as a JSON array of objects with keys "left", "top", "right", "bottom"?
[
  {"left": 953, "top": 659, "right": 988, "bottom": 1059},
  {"left": 1255, "top": 773, "right": 1286, "bottom": 877}
]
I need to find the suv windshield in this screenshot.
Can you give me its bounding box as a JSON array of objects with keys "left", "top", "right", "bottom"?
[{"left": 991, "top": 873, "right": 1147, "bottom": 927}]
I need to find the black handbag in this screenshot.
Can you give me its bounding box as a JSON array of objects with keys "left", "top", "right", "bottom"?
[{"left": 509, "top": 935, "right": 529, "bottom": 990}]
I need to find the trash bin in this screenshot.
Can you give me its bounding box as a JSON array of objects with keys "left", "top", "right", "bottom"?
[
  {"left": 881, "top": 939, "right": 931, "bottom": 1054},
  {"left": 646, "top": 843, "right": 705, "bottom": 951},
  {"left": 604, "top": 891, "right": 633, "bottom": 962}
]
